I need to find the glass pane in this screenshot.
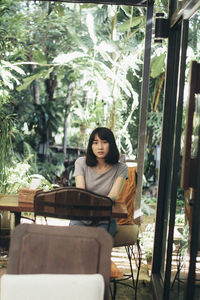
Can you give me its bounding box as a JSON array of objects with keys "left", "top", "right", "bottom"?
[
  {"left": 191, "top": 94, "right": 200, "bottom": 158},
  {"left": 170, "top": 9, "right": 200, "bottom": 300}
]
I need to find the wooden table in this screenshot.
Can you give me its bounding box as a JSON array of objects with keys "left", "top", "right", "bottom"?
[{"left": 0, "top": 194, "right": 128, "bottom": 226}]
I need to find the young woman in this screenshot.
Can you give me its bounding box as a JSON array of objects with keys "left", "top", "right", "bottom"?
[{"left": 70, "top": 127, "right": 128, "bottom": 237}]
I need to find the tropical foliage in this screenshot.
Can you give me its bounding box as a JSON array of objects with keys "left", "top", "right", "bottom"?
[{"left": 0, "top": 0, "right": 188, "bottom": 191}]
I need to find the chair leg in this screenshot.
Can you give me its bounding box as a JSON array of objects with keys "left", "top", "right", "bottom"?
[
  {"left": 109, "top": 281, "right": 117, "bottom": 300},
  {"left": 125, "top": 239, "right": 142, "bottom": 300},
  {"left": 135, "top": 239, "right": 142, "bottom": 300},
  {"left": 111, "top": 240, "right": 142, "bottom": 300},
  {"left": 125, "top": 245, "right": 135, "bottom": 288}
]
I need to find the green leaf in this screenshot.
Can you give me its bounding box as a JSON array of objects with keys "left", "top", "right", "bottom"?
[
  {"left": 33, "top": 50, "right": 47, "bottom": 64},
  {"left": 65, "top": 26, "right": 86, "bottom": 49},
  {"left": 1, "top": 61, "right": 25, "bottom": 75},
  {"left": 118, "top": 16, "right": 142, "bottom": 32},
  {"left": 17, "top": 68, "right": 54, "bottom": 91},
  {"left": 120, "top": 6, "right": 132, "bottom": 18},
  {"left": 117, "top": 76, "right": 133, "bottom": 97},
  {"left": 96, "top": 41, "right": 118, "bottom": 54},
  {"left": 96, "top": 45, "right": 116, "bottom": 64},
  {"left": 95, "top": 61, "right": 115, "bottom": 80},
  {"left": 86, "top": 12, "right": 97, "bottom": 45},
  {"left": 0, "top": 68, "right": 20, "bottom": 89},
  {"left": 151, "top": 53, "right": 166, "bottom": 78},
  {"left": 54, "top": 3, "right": 65, "bottom": 17},
  {"left": 131, "top": 16, "right": 143, "bottom": 27},
  {"left": 80, "top": 4, "right": 97, "bottom": 9},
  {"left": 16, "top": 74, "right": 40, "bottom": 91},
  {"left": 53, "top": 52, "right": 87, "bottom": 64}
]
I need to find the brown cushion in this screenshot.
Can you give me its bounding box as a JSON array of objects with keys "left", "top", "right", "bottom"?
[
  {"left": 114, "top": 224, "right": 139, "bottom": 247},
  {"left": 116, "top": 167, "right": 137, "bottom": 225}
]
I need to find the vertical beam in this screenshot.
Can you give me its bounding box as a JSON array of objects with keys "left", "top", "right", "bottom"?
[
  {"left": 152, "top": 25, "right": 181, "bottom": 276},
  {"left": 184, "top": 65, "right": 200, "bottom": 300},
  {"left": 151, "top": 1, "right": 181, "bottom": 299},
  {"left": 184, "top": 136, "right": 200, "bottom": 299},
  {"left": 134, "top": 0, "right": 154, "bottom": 214},
  {"left": 151, "top": 0, "right": 200, "bottom": 299},
  {"left": 163, "top": 19, "right": 188, "bottom": 300}
]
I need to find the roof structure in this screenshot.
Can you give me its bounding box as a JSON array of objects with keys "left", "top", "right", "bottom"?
[{"left": 34, "top": 0, "right": 152, "bottom": 7}]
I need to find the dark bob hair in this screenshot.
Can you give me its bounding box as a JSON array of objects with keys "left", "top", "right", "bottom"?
[{"left": 86, "top": 127, "right": 119, "bottom": 166}]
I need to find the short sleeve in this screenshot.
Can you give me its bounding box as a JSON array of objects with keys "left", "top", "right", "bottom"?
[
  {"left": 73, "top": 157, "right": 86, "bottom": 177},
  {"left": 117, "top": 163, "right": 128, "bottom": 179}
]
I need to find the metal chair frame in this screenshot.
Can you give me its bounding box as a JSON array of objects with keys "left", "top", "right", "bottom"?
[
  {"left": 110, "top": 239, "right": 142, "bottom": 300},
  {"left": 109, "top": 166, "right": 142, "bottom": 300}
]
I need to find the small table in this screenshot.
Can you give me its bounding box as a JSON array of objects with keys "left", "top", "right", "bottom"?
[{"left": 0, "top": 194, "right": 128, "bottom": 226}]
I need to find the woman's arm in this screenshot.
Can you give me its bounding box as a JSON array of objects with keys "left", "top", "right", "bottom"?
[
  {"left": 75, "top": 175, "right": 86, "bottom": 189},
  {"left": 108, "top": 177, "right": 126, "bottom": 201}
]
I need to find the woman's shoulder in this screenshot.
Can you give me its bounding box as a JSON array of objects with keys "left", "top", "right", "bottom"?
[
  {"left": 117, "top": 161, "right": 128, "bottom": 169},
  {"left": 75, "top": 156, "right": 87, "bottom": 167},
  {"left": 75, "top": 156, "right": 86, "bottom": 163},
  {"left": 74, "top": 157, "right": 87, "bottom": 176},
  {"left": 115, "top": 161, "right": 128, "bottom": 177}
]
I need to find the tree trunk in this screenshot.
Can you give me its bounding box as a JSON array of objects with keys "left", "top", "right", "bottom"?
[
  {"left": 42, "top": 73, "right": 57, "bottom": 160},
  {"left": 63, "top": 84, "right": 73, "bottom": 158},
  {"left": 33, "top": 79, "right": 40, "bottom": 105}
]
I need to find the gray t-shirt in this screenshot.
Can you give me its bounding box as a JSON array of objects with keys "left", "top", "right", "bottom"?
[{"left": 74, "top": 157, "right": 128, "bottom": 196}]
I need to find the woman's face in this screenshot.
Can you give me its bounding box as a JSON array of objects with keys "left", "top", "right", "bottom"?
[{"left": 91, "top": 134, "right": 110, "bottom": 159}]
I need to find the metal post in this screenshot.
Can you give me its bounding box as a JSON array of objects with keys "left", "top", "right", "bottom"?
[
  {"left": 134, "top": 0, "right": 154, "bottom": 215},
  {"left": 152, "top": 24, "right": 181, "bottom": 277},
  {"left": 163, "top": 19, "right": 189, "bottom": 300},
  {"left": 184, "top": 64, "right": 200, "bottom": 300}
]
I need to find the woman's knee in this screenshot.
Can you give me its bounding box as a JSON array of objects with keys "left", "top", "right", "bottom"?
[{"left": 98, "top": 219, "right": 117, "bottom": 237}]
